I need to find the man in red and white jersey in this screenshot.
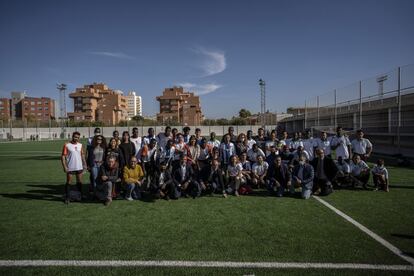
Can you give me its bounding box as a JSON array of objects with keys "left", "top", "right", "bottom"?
[{"left": 61, "top": 131, "right": 87, "bottom": 204}]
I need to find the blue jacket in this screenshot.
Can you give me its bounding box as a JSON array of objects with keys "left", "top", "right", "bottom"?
[{"left": 292, "top": 163, "right": 314, "bottom": 189}]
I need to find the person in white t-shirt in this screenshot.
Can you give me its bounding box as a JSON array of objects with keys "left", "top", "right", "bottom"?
[
  {"left": 156, "top": 126, "right": 172, "bottom": 151},
  {"left": 314, "top": 131, "right": 331, "bottom": 157},
  {"left": 289, "top": 132, "right": 303, "bottom": 152},
  {"left": 372, "top": 159, "right": 389, "bottom": 192},
  {"left": 61, "top": 131, "right": 87, "bottom": 204},
  {"left": 278, "top": 131, "right": 291, "bottom": 149},
  {"left": 227, "top": 155, "right": 243, "bottom": 196},
  {"left": 207, "top": 132, "right": 221, "bottom": 149},
  {"left": 302, "top": 129, "right": 316, "bottom": 161},
  {"left": 246, "top": 130, "right": 257, "bottom": 151},
  {"left": 350, "top": 155, "right": 370, "bottom": 189},
  {"left": 265, "top": 130, "right": 279, "bottom": 156},
  {"left": 330, "top": 126, "right": 351, "bottom": 161},
  {"left": 142, "top": 128, "right": 157, "bottom": 147},
  {"left": 247, "top": 143, "right": 265, "bottom": 163},
  {"left": 351, "top": 129, "right": 373, "bottom": 161},
  {"left": 130, "top": 127, "right": 142, "bottom": 158},
  {"left": 252, "top": 155, "right": 269, "bottom": 189}
]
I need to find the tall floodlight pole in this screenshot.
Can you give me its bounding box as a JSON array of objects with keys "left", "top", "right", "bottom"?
[
  {"left": 57, "top": 83, "right": 67, "bottom": 137},
  {"left": 259, "top": 79, "right": 266, "bottom": 127},
  {"left": 376, "top": 75, "right": 388, "bottom": 101}
]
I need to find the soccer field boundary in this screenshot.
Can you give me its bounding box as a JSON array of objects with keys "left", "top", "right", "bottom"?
[
  {"left": 313, "top": 195, "right": 414, "bottom": 266},
  {"left": 0, "top": 260, "right": 413, "bottom": 271}
]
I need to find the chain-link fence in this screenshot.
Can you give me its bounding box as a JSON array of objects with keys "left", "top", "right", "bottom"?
[{"left": 279, "top": 64, "right": 414, "bottom": 157}]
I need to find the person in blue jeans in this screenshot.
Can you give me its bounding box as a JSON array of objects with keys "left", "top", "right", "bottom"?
[
  {"left": 86, "top": 135, "right": 107, "bottom": 195},
  {"left": 292, "top": 153, "right": 314, "bottom": 199}
]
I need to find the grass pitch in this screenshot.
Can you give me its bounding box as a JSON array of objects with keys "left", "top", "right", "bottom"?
[{"left": 0, "top": 140, "right": 413, "bottom": 275}]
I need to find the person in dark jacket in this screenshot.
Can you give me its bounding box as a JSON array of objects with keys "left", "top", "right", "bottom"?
[
  {"left": 267, "top": 156, "right": 291, "bottom": 197},
  {"left": 119, "top": 131, "right": 136, "bottom": 172},
  {"left": 292, "top": 154, "right": 314, "bottom": 199},
  {"left": 199, "top": 158, "right": 226, "bottom": 196},
  {"left": 151, "top": 162, "right": 174, "bottom": 200},
  {"left": 96, "top": 156, "right": 120, "bottom": 206},
  {"left": 172, "top": 154, "right": 199, "bottom": 198},
  {"left": 310, "top": 148, "right": 338, "bottom": 196}
]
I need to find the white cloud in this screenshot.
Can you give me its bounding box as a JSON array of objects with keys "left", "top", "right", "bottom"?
[
  {"left": 88, "top": 51, "right": 136, "bottom": 60},
  {"left": 177, "top": 82, "right": 222, "bottom": 96},
  {"left": 191, "top": 47, "right": 226, "bottom": 77}
]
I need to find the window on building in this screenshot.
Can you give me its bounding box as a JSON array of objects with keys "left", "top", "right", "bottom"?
[
  {"left": 31, "top": 107, "right": 35, "bottom": 111},
  {"left": 31, "top": 101, "right": 35, "bottom": 105}
]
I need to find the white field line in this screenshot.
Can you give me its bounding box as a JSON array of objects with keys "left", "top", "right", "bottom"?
[
  {"left": 313, "top": 195, "right": 414, "bottom": 266},
  {"left": 0, "top": 260, "right": 413, "bottom": 270}
]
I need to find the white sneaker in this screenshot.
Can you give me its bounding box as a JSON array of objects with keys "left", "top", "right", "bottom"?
[{"left": 126, "top": 196, "right": 133, "bottom": 201}]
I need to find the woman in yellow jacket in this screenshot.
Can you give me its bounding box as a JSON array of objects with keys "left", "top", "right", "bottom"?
[{"left": 123, "top": 156, "right": 145, "bottom": 201}]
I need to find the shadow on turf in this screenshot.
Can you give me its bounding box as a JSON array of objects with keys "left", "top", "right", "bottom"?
[
  {"left": 391, "top": 233, "right": 414, "bottom": 239},
  {"left": 388, "top": 185, "right": 414, "bottom": 190},
  {"left": 17, "top": 155, "right": 60, "bottom": 161},
  {"left": 0, "top": 183, "right": 164, "bottom": 204}
]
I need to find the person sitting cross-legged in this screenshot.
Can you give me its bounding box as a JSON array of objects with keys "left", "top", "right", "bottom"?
[
  {"left": 96, "top": 156, "right": 120, "bottom": 206},
  {"left": 251, "top": 155, "right": 269, "bottom": 189},
  {"left": 172, "top": 154, "right": 199, "bottom": 198},
  {"left": 310, "top": 148, "right": 338, "bottom": 196},
  {"left": 199, "top": 158, "right": 226, "bottom": 197},
  {"left": 123, "top": 156, "right": 144, "bottom": 201},
  {"left": 350, "top": 154, "right": 370, "bottom": 190},
  {"left": 151, "top": 161, "right": 175, "bottom": 200},
  {"left": 227, "top": 155, "right": 243, "bottom": 197},
  {"left": 372, "top": 159, "right": 389, "bottom": 192},
  {"left": 333, "top": 156, "right": 352, "bottom": 187},
  {"left": 267, "top": 156, "right": 291, "bottom": 197}
]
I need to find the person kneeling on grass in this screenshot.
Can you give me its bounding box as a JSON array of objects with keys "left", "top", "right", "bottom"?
[
  {"left": 267, "top": 156, "right": 291, "bottom": 197},
  {"left": 350, "top": 154, "right": 370, "bottom": 190},
  {"left": 372, "top": 159, "right": 389, "bottom": 192},
  {"left": 172, "top": 154, "right": 199, "bottom": 198},
  {"left": 251, "top": 155, "right": 269, "bottom": 189},
  {"left": 333, "top": 156, "right": 351, "bottom": 187},
  {"left": 151, "top": 161, "right": 174, "bottom": 200},
  {"left": 123, "top": 156, "right": 145, "bottom": 201},
  {"left": 227, "top": 155, "right": 243, "bottom": 197},
  {"left": 310, "top": 148, "right": 338, "bottom": 196},
  {"left": 61, "top": 131, "right": 87, "bottom": 204},
  {"left": 199, "top": 158, "right": 226, "bottom": 197},
  {"left": 96, "top": 156, "right": 120, "bottom": 206},
  {"left": 292, "top": 153, "right": 314, "bottom": 199}
]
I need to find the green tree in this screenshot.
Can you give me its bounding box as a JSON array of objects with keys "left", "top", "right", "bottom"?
[{"left": 238, "top": 108, "right": 252, "bottom": 118}]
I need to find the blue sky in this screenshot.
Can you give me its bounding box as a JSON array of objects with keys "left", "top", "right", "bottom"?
[{"left": 1, "top": 0, "right": 413, "bottom": 118}]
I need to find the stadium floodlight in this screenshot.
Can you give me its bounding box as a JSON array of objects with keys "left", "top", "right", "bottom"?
[
  {"left": 57, "top": 83, "right": 68, "bottom": 137},
  {"left": 259, "top": 79, "right": 266, "bottom": 127},
  {"left": 376, "top": 75, "right": 388, "bottom": 96}
]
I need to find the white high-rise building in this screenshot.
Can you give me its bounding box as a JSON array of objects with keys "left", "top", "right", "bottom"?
[{"left": 127, "top": 91, "right": 142, "bottom": 119}]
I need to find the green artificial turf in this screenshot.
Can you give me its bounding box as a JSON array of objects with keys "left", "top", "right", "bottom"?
[{"left": 0, "top": 140, "right": 413, "bottom": 275}]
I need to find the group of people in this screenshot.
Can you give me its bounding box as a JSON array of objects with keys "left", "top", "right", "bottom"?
[{"left": 60, "top": 126, "right": 390, "bottom": 205}]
